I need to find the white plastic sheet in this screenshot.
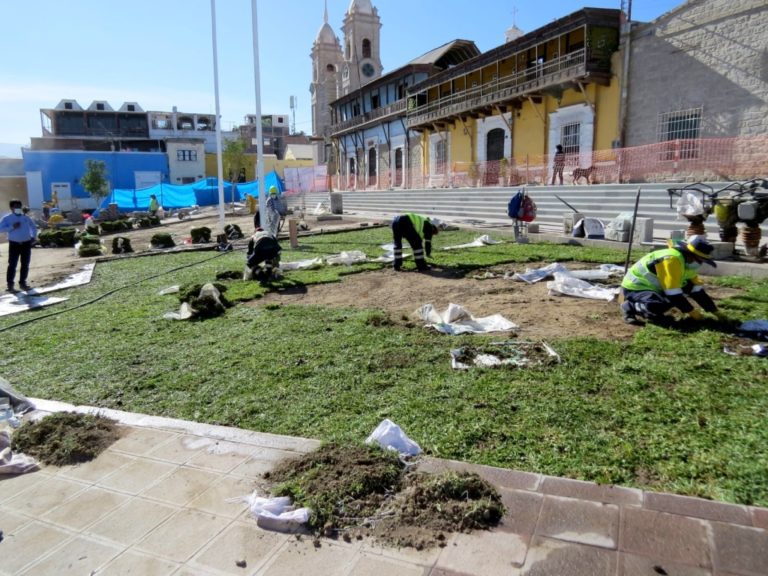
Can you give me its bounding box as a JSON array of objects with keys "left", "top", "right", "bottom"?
[
  {"left": 236, "top": 491, "right": 312, "bottom": 532},
  {"left": 280, "top": 257, "right": 325, "bottom": 271},
  {"left": 546, "top": 272, "right": 619, "bottom": 301},
  {"left": 442, "top": 235, "right": 502, "bottom": 251},
  {"left": 158, "top": 285, "right": 180, "bottom": 295},
  {"left": 418, "top": 303, "right": 518, "bottom": 335},
  {"left": 512, "top": 262, "right": 569, "bottom": 283},
  {"left": 0, "top": 294, "right": 68, "bottom": 317},
  {"left": 676, "top": 191, "right": 705, "bottom": 218},
  {"left": 325, "top": 250, "right": 368, "bottom": 266},
  {"left": 0, "top": 430, "right": 38, "bottom": 475},
  {"left": 365, "top": 418, "right": 422, "bottom": 456}
]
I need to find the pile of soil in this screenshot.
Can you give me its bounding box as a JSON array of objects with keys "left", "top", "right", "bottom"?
[
  {"left": 264, "top": 443, "right": 504, "bottom": 549},
  {"left": 12, "top": 412, "right": 121, "bottom": 466}
]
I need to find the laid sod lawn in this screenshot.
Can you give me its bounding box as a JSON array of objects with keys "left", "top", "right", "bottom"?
[{"left": 2, "top": 228, "right": 767, "bottom": 506}]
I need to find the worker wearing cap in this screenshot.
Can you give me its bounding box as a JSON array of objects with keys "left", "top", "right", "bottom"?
[
  {"left": 620, "top": 235, "right": 724, "bottom": 325},
  {"left": 391, "top": 213, "right": 442, "bottom": 272},
  {"left": 244, "top": 227, "right": 281, "bottom": 282},
  {"left": 265, "top": 185, "right": 281, "bottom": 237}
]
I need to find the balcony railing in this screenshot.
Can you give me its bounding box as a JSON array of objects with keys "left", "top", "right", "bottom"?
[
  {"left": 330, "top": 99, "right": 407, "bottom": 136},
  {"left": 406, "top": 48, "right": 592, "bottom": 128}
]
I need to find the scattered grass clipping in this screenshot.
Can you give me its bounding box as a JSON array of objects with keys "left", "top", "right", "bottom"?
[
  {"left": 265, "top": 442, "right": 504, "bottom": 549},
  {"left": 11, "top": 412, "right": 121, "bottom": 466}
]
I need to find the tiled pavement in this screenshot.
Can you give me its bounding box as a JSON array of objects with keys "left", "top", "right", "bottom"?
[{"left": 1, "top": 401, "right": 767, "bottom": 576}]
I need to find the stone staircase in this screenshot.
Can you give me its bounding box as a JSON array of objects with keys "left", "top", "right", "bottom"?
[{"left": 298, "top": 183, "right": 768, "bottom": 241}]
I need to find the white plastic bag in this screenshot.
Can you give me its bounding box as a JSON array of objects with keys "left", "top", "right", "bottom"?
[
  {"left": 546, "top": 272, "right": 619, "bottom": 301},
  {"left": 365, "top": 418, "right": 422, "bottom": 456},
  {"left": 676, "top": 191, "right": 704, "bottom": 218}
]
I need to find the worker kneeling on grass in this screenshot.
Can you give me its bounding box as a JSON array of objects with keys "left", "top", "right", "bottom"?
[
  {"left": 244, "top": 228, "right": 281, "bottom": 282},
  {"left": 620, "top": 235, "right": 726, "bottom": 325},
  {"left": 391, "top": 213, "right": 444, "bottom": 272}
]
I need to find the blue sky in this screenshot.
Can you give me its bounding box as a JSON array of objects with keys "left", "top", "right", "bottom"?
[{"left": 0, "top": 0, "right": 682, "bottom": 157}]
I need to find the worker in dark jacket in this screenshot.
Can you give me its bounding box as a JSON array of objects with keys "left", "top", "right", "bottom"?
[
  {"left": 244, "top": 228, "right": 281, "bottom": 281},
  {"left": 391, "top": 213, "right": 443, "bottom": 271},
  {"left": 621, "top": 235, "right": 724, "bottom": 325}
]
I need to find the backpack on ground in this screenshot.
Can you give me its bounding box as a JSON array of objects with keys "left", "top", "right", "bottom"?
[{"left": 507, "top": 189, "right": 537, "bottom": 222}]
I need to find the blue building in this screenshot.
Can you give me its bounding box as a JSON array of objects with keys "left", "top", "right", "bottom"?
[{"left": 22, "top": 149, "right": 168, "bottom": 211}]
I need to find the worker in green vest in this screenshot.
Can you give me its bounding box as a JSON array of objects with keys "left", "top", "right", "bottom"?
[
  {"left": 621, "top": 235, "right": 725, "bottom": 325},
  {"left": 391, "top": 213, "right": 443, "bottom": 271}
]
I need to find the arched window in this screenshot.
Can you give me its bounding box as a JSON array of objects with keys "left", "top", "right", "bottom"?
[
  {"left": 368, "top": 147, "right": 377, "bottom": 185},
  {"left": 362, "top": 38, "right": 371, "bottom": 58},
  {"left": 486, "top": 128, "right": 505, "bottom": 161},
  {"left": 326, "top": 63, "right": 335, "bottom": 74}
]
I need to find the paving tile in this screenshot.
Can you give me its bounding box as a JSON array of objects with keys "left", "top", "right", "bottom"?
[
  {"left": 0, "top": 521, "right": 71, "bottom": 574},
  {"left": 521, "top": 536, "right": 617, "bottom": 576},
  {"left": 644, "top": 492, "right": 751, "bottom": 525},
  {"left": 109, "top": 427, "right": 180, "bottom": 456},
  {"left": 711, "top": 522, "right": 768, "bottom": 575},
  {"left": 260, "top": 538, "right": 359, "bottom": 576},
  {"left": 55, "top": 450, "right": 135, "bottom": 483},
  {"left": 620, "top": 507, "right": 712, "bottom": 568},
  {"left": 142, "top": 466, "right": 220, "bottom": 506},
  {"left": 619, "top": 552, "right": 712, "bottom": 575},
  {"left": 87, "top": 497, "right": 179, "bottom": 545},
  {"left": 536, "top": 495, "right": 619, "bottom": 549},
  {"left": 230, "top": 446, "right": 300, "bottom": 478},
  {"left": 42, "top": 486, "right": 130, "bottom": 530},
  {"left": 435, "top": 530, "right": 527, "bottom": 575},
  {"left": 750, "top": 506, "right": 768, "bottom": 530},
  {"left": 94, "top": 550, "right": 180, "bottom": 575},
  {"left": 134, "top": 508, "right": 231, "bottom": 563},
  {"left": 98, "top": 457, "right": 176, "bottom": 494},
  {"left": 190, "top": 520, "right": 287, "bottom": 574},
  {"left": 186, "top": 474, "right": 256, "bottom": 518},
  {"left": 0, "top": 469, "right": 53, "bottom": 503},
  {"left": 498, "top": 487, "right": 543, "bottom": 535},
  {"left": 347, "top": 553, "right": 426, "bottom": 576},
  {"left": 540, "top": 476, "right": 642, "bottom": 506},
  {"left": 0, "top": 506, "right": 32, "bottom": 534},
  {"left": 361, "top": 538, "right": 442, "bottom": 566},
  {"left": 419, "top": 457, "right": 541, "bottom": 491},
  {"left": 3, "top": 475, "right": 86, "bottom": 516},
  {"left": 145, "top": 433, "right": 215, "bottom": 464},
  {"left": 18, "top": 534, "right": 122, "bottom": 576},
  {"left": 185, "top": 440, "right": 255, "bottom": 473}
]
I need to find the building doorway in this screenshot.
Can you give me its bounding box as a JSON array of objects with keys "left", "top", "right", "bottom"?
[
  {"left": 394, "top": 148, "right": 403, "bottom": 187},
  {"left": 485, "top": 128, "right": 505, "bottom": 185}
]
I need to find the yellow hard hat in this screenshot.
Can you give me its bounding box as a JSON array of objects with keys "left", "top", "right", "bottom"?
[{"left": 269, "top": 186, "right": 278, "bottom": 196}]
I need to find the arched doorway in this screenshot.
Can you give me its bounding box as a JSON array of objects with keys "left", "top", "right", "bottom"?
[
  {"left": 368, "top": 147, "right": 377, "bottom": 187},
  {"left": 394, "top": 148, "right": 403, "bottom": 187},
  {"left": 485, "top": 128, "right": 505, "bottom": 185}
]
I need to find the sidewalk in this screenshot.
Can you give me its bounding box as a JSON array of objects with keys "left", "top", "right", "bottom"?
[{"left": 1, "top": 401, "right": 767, "bottom": 576}]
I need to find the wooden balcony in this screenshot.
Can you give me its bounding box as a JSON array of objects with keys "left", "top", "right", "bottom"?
[
  {"left": 330, "top": 99, "right": 407, "bottom": 137},
  {"left": 406, "top": 49, "right": 607, "bottom": 129}
]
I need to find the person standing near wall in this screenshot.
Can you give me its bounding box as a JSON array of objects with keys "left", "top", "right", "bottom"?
[
  {"left": 0, "top": 199, "right": 38, "bottom": 293},
  {"left": 551, "top": 144, "right": 565, "bottom": 186}
]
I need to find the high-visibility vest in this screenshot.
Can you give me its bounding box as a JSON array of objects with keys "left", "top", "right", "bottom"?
[
  {"left": 622, "top": 248, "right": 685, "bottom": 293},
  {"left": 405, "top": 213, "right": 428, "bottom": 236}
]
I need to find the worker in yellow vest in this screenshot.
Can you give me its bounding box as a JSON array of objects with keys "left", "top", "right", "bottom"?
[
  {"left": 621, "top": 235, "right": 725, "bottom": 325},
  {"left": 391, "top": 213, "right": 443, "bottom": 272}
]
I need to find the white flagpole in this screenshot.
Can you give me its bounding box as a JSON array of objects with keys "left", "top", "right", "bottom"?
[
  {"left": 211, "top": 0, "right": 226, "bottom": 229},
  {"left": 251, "top": 0, "right": 266, "bottom": 224}
]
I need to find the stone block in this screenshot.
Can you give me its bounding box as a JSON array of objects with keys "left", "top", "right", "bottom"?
[
  {"left": 563, "top": 212, "right": 583, "bottom": 235},
  {"left": 709, "top": 241, "right": 735, "bottom": 260},
  {"left": 632, "top": 218, "right": 654, "bottom": 243},
  {"left": 527, "top": 223, "right": 539, "bottom": 233}
]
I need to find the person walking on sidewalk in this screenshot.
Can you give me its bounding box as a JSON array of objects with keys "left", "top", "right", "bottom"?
[
  {"left": 620, "top": 235, "right": 724, "bottom": 325},
  {"left": 391, "top": 213, "right": 443, "bottom": 272},
  {"left": 0, "top": 198, "right": 38, "bottom": 293}
]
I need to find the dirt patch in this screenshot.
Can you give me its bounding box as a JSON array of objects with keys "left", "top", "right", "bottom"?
[
  {"left": 255, "top": 265, "right": 638, "bottom": 341},
  {"left": 11, "top": 412, "right": 122, "bottom": 466},
  {"left": 265, "top": 443, "right": 503, "bottom": 550}
]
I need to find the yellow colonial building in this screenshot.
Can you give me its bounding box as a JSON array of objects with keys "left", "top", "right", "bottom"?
[{"left": 404, "top": 8, "right": 622, "bottom": 187}]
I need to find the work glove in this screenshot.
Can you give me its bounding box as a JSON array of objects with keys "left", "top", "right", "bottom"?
[{"left": 687, "top": 309, "right": 704, "bottom": 321}]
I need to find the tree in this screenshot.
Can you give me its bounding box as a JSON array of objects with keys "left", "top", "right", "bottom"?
[
  {"left": 80, "top": 160, "right": 110, "bottom": 205},
  {"left": 223, "top": 138, "right": 247, "bottom": 208}
]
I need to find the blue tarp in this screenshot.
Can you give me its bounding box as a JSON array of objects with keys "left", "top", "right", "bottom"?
[
  {"left": 96, "top": 178, "right": 236, "bottom": 214},
  {"left": 237, "top": 170, "right": 285, "bottom": 197}
]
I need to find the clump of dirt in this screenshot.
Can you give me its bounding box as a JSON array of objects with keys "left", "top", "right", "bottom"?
[
  {"left": 264, "top": 443, "right": 504, "bottom": 549},
  {"left": 11, "top": 412, "right": 122, "bottom": 466},
  {"left": 452, "top": 340, "right": 559, "bottom": 368}
]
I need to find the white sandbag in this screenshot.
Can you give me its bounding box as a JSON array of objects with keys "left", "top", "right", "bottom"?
[
  {"left": 511, "top": 262, "right": 569, "bottom": 283},
  {"left": 0, "top": 430, "right": 38, "bottom": 475},
  {"left": 256, "top": 508, "right": 312, "bottom": 532},
  {"left": 676, "top": 191, "right": 704, "bottom": 218},
  {"left": 546, "top": 272, "right": 619, "bottom": 301},
  {"left": 366, "top": 418, "right": 422, "bottom": 456}
]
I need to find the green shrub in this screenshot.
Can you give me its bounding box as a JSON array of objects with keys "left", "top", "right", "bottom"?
[
  {"left": 191, "top": 226, "right": 212, "bottom": 244},
  {"left": 85, "top": 224, "right": 100, "bottom": 236},
  {"left": 136, "top": 215, "right": 161, "bottom": 229},
  {"left": 111, "top": 237, "right": 133, "bottom": 254},
  {"left": 77, "top": 233, "right": 101, "bottom": 246},
  {"left": 78, "top": 244, "right": 103, "bottom": 257},
  {"left": 150, "top": 233, "right": 175, "bottom": 249},
  {"left": 38, "top": 227, "right": 77, "bottom": 247}
]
